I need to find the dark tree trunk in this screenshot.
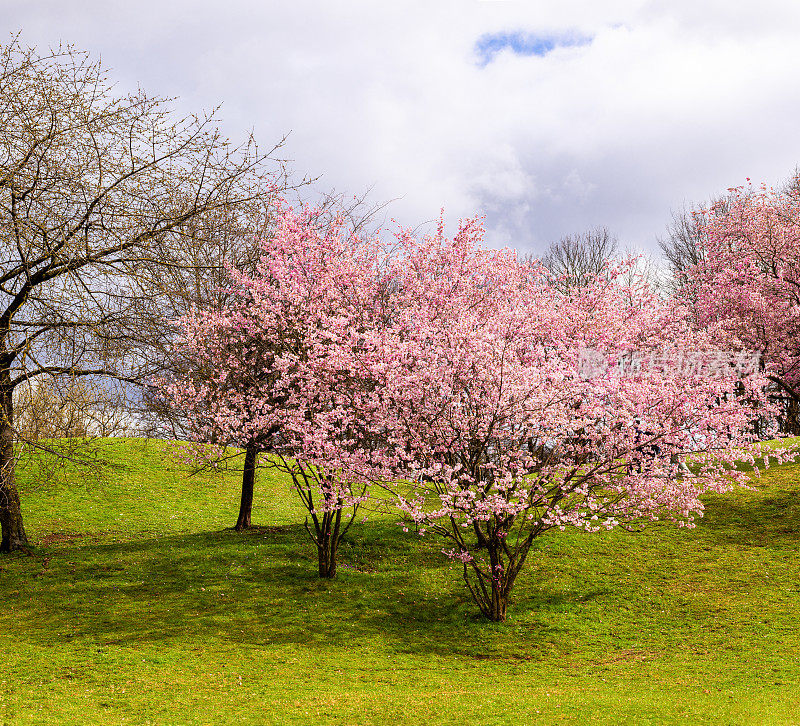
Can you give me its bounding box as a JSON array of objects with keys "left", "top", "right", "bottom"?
[
  {"left": 297, "top": 472, "right": 355, "bottom": 579},
  {"left": 317, "top": 537, "right": 336, "bottom": 580},
  {"left": 316, "top": 509, "right": 340, "bottom": 578},
  {"left": 309, "top": 502, "right": 345, "bottom": 579},
  {"left": 0, "top": 386, "right": 28, "bottom": 553},
  {"left": 462, "top": 559, "right": 511, "bottom": 622},
  {"left": 317, "top": 540, "right": 336, "bottom": 578},
  {"left": 486, "top": 545, "right": 510, "bottom": 622},
  {"left": 488, "top": 580, "right": 509, "bottom": 622},
  {"left": 234, "top": 444, "right": 257, "bottom": 531}
]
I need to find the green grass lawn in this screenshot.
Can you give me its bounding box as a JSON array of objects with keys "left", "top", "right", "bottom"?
[{"left": 1, "top": 438, "right": 799, "bottom": 725}]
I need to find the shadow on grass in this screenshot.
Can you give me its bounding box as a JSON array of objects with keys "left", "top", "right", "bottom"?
[
  {"left": 700, "top": 486, "right": 800, "bottom": 549},
  {"left": 4, "top": 522, "right": 578, "bottom": 661}
]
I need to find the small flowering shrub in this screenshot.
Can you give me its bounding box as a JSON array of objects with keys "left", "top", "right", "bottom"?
[{"left": 159, "top": 205, "right": 390, "bottom": 577}]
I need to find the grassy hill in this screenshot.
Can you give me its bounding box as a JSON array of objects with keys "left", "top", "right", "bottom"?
[{"left": 1, "top": 438, "right": 799, "bottom": 725}]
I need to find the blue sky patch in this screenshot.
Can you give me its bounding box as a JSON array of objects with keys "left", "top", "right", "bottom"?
[{"left": 475, "top": 31, "right": 592, "bottom": 66}]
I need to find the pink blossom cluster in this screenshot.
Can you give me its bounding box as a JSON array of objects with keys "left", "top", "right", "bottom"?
[
  {"left": 687, "top": 180, "right": 800, "bottom": 424},
  {"left": 160, "top": 204, "right": 392, "bottom": 516},
  {"left": 365, "top": 221, "right": 781, "bottom": 534}
]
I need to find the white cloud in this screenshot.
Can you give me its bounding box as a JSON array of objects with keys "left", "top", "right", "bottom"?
[{"left": 6, "top": 0, "right": 800, "bottom": 254}]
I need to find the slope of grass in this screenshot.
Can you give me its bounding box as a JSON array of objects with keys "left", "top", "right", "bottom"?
[{"left": 1, "top": 438, "right": 799, "bottom": 725}]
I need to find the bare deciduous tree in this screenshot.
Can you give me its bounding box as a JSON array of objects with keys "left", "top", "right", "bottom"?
[
  {"left": 538, "top": 227, "right": 618, "bottom": 292},
  {"left": 0, "top": 36, "right": 289, "bottom": 551},
  {"left": 657, "top": 206, "right": 708, "bottom": 297},
  {"left": 15, "top": 376, "right": 133, "bottom": 440}
]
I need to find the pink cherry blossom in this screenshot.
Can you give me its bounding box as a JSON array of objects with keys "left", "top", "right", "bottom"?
[
  {"left": 158, "top": 205, "right": 789, "bottom": 617},
  {"left": 360, "top": 216, "right": 787, "bottom": 621},
  {"left": 685, "top": 179, "right": 800, "bottom": 433},
  {"left": 158, "top": 203, "right": 392, "bottom": 578}
]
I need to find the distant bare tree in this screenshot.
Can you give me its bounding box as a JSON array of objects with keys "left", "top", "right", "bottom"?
[
  {"left": 12, "top": 376, "right": 135, "bottom": 489},
  {"left": 14, "top": 376, "right": 134, "bottom": 440},
  {"left": 538, "top": 227, "right": 619, "bottom": 292},
  {"left": 657, "top": 206, "right": 707, "bottom": 297}
]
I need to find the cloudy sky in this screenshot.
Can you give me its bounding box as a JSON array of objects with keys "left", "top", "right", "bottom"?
[{"left": 7, "top": 0, "right": 800, "bottom": 255}]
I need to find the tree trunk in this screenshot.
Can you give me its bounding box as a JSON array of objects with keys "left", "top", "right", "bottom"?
[
  {"left": 234, "top": 444, "right": 257, "bottom": 531},
  {"left": 488, "top": 579, "right": 509, "bottom": 622},
  {"left": 0, "top": 386, "right": 28, "bottom": 553},
  {"left": 317, "top": 538, "right": 337, "bottom": 578},
  {"left": 487, "top": 546, "right": 510, "bottom": 622},
  {"left": 462, "top": 541, "right": 514, "bottom": 622},
  {"left": 316, "top": 510, "right": 338, "bottom": 578}
]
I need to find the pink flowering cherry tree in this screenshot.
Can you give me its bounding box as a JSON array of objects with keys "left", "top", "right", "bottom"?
[
  {"left": 160, "top": 205, "right": 390, "bottom": 577},
  {"left": 686, "top": 178, "right": 800, "bottom": 433},
  {"left": 365, "top": 218, "right": 781, "bottom": 621}
]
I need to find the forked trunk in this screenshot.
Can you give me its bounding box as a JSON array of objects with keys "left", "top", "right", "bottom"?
[
  {"left": 298, "top": 473, "right": 350, "bottom": 579},
  {"left": 462, "top": 539, "right": 521, "bottom": 622},
  {"left": 234, "top": 444, "right": 257, "bottom": 531}
]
